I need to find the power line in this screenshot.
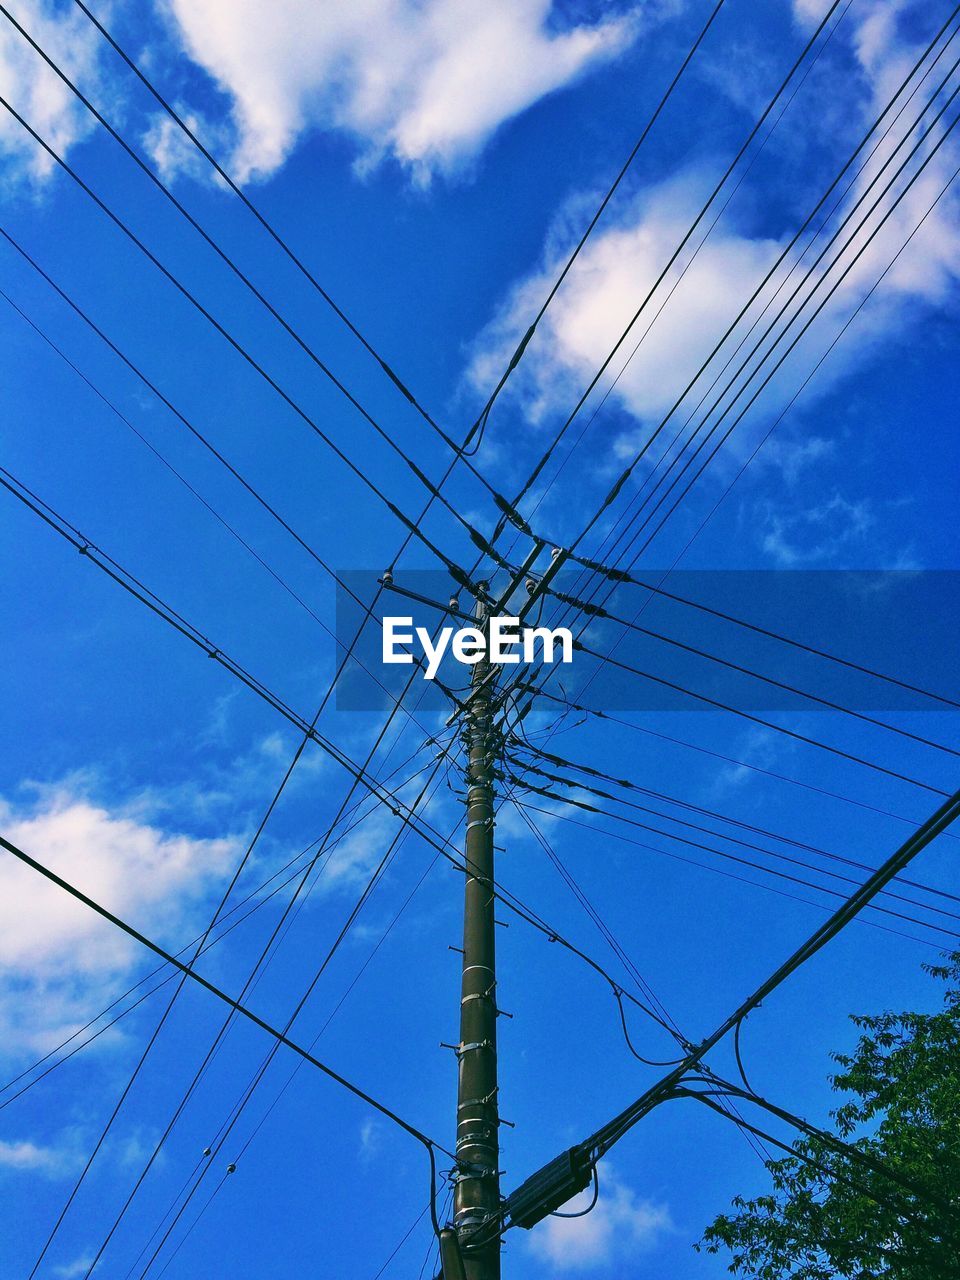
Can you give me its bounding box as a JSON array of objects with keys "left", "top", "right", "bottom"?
[
  {"left": 69, "top": 0, "right": 476, "bottom": 459},
  {"left": 81, "top": 763, "right": 452, "bottom": 1280},
  {"left": 0, "top": 460, "right": 692, "bottom": 1074},
  {"left": 550, "top": 576, "right": 960, "bottom": 712},
  {"left": 563, "top": 11, "right": 960, "bottom": 557},
  {"left": 507, "top": 777, "right": 960, "bottom": 942},
  {"left": 469, "top": 0, "right": 729, "bottom": 441},
  {"left": 501, "top": 8, "right": 960, "bottom": 717},
  {"left": 0, "top": 750, "right": 437, "bottom": 1111},
  {"left": 582, "top": 786, "right": 960, "bottom": 1160},
  {"left": 495, "top": 0, "right": 853, "bottom": 558},
  {"left": 596, "top": 66, "right": 960, "bottom": 564},
  {"left": 568, "top": 5, "right": 960, "bottom": 581},
  {"left": 507, "top": 744, "right": 960, "bottom": 913},
  {"left": 497, "top": 0, "right": 845, "bottom": 524},
  {"left": 0, "top": 90, "right": 491, "bottom": 584},
  {"left": 552, "top": 643, "right": 951, "bottom": 795},
  {"left": 0, "top": 3, "right": 521, "bottom": 522},
  {"left": 506, "top": 684, "right": 960, "bottom": 836},
  {"left": 513, "top": 798, "right": 945, "bottom": 952},
  {"left": 504, "top": 120, "right": 960, "bottom": 791},
  {"left": 0, "top": 826, "right": 450, "bottom": 1170},
  {"left": 545, "top": 589, "right": 960, "bottom": 756},
  {"left": 0, "top": 283, "right": 454, "bottom": 729}
]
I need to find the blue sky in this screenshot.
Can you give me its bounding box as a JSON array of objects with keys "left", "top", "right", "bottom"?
[{"left": 0, "top": 0, "right": 958, "bottom": 1276}]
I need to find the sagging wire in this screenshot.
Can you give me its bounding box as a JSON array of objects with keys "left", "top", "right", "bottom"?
[{"left": 551, "top": 1165, "right": 600, "bottom": 1219}]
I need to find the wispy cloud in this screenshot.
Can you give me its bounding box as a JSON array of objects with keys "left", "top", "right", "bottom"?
[
  {"left": 0, "top": 1137, "right": 79, "bottom": 1178},
  {"left": 467, "top": 0, "right": 960, "bottom": 510},
  {"left": 525, "top": 1164, "right": 672, "bottom": 1271},
  {"left": 156, "top": 0, "right": 640, "bottom": 184},
  {"left": 0, "top": 778, "right": 239, "bottom": 1056},
  {"left": 0, "top": 0, "right": 105, "bottom": 191}
]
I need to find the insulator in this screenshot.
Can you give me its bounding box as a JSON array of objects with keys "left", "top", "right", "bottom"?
[
  {"left": 382, "top": 568, "right": 394, "bottom": 586},
  {"left": 449, "top": 595, "right": 460, "bottom": 611},
  {"left": 525, "top": 577, "right": 536, "bottom": 595}
]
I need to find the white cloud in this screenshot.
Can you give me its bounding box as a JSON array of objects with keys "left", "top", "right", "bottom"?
[
  {"left": 157, "top": 0, "right": 638, "bottom": 183},
  {"left": 468, "top": 0, "right": 960, "bottom": 510},
  {"left": 52, "top": 1261, "right": 96, "bottom": 1280},
  {"left": 526, "top": 1164, "right": 671, "bottom": 1271},
  {"left": 0, "top": 781, "right": 238, "bottom": 1055},
  {"left": 0, "top": 1137, "right": 77, "bottom": 1177},
  {"left": 757, "top": 491, "right": 874, "bottom": 566},
  {"left": 358, "top": 1117, "right": 383, "bottom": 1165},
  {"left": 470, "top": 169, "right": 785, "bottom": 430},
  {"left": 0, "top": 0, "right": 105, "bottom": 189}
]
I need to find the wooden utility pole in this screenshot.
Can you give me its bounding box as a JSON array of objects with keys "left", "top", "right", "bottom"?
[{"left": 452, "top": 588, "right": 501, "bottom": 1279}]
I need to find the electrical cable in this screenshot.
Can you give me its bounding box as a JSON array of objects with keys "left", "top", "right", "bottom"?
[
  {"left": 508, "top": 779, "right": 960, "bottom": 942},
  {"left": 564, "top": 642, "right": 950, "bottom": 796},
  {"left": 496, "top": 0, "right": 845, "bottom": 523},
  {"left": 547, "top": 583, "right": 960, "bottom": 719},
  {"left": 496, "top": 0, "right": 853, "bottom": 557},
  {"left": 569, "top": 6, "right": 960, "bottom": 583},
  {"left": 0, "top": 827, "right": 450, "bottom": 1178},
  {"left": 0, "top": 91, "right": 487, "bottom": 585},
  {"left": 70, "top": 0, "right": 497, "bottom": 469},
  {"left": 504, "top": 84, "right": 960, "bottom": 728},
  {"left": 507, "top": 750, "right": 960, "bottom": 921},
  {"left": 496, "top": 9, "right": 960, "bottom": 735},
  {"left": 467, "top": 0, "right": 729, "bottom": 442},
  {"left": 0, "top": 751, "right": 438, "bottom": 1111},
  {"left": 563, "top": 11, "right": 960, "bottom": 557},
  {"left": 513, "top": 798, "right": 946, "bottom": 952},
  {"left": 0, "top": 4, "right": 520, "bottom": 522},
  {"left": 579, "top": 785, "right": 960, "bottom": 1162},
  {"left": 115, "top": 768, "right": 453, "bottom": 1280}
]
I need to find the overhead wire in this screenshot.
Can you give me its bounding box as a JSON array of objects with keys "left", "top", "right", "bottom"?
[
  {"left": 568, "top": 4, "right": 960, "bottom": 582},
  {"left": 505, "top": 152, "right": 960, "bottom": 804},
  {"left": 506, "top": 743, "right": 960, "bottom": 914},
  {"left": 495, "top": 0, "right": 852, "bottom": 554},
  {"left": 0, "top": 457, "right": 736, "bottom": 1259},
  {"left": 562, "top": 7, "right": 960, "bottom": 559},
  {"left": 545, "top": 578, "right": 960, "bottom": 712},
  {"left": 0, "top": 829, "right": 451, "bottom": 1198},
  {"left": 504, "top": 684, "right": 960, "bottom": 837},
  {"left": 513, "top": 799, "right": 947, "bottom": 952},
  {"left": 69, "top": 0, "right": 500, "bottom": 468},
  {"left": 0, "top": 2, "right": 524, "bottom": 527},
  {"left": 579, "top": 785, "right": 960, "bottom": 1163},
  {"left": 504, "top": 115, "right": 960, "bottom": 793},
  {"left": 506, "top": 777, "right": 960, "bottom": 942},
  {"left": 491, "top": 0, "right": 846, "bottom": 528},
  {"left": 497, "top": 6, "right": 960, "bottom": 735},
  {"left": 506, "top": 61, "right": 960, "bottom": 719},
  {"left": 466, "top": 0, "right": 729, "bottom": 444},
  {"left": 93, "top": 764, "right": 455, "bottom": 1280},
  {"left": 543, "top": 592, "right": 960, "bottom": 756},
  {"left": 0, "top": 90, "right": 490, "bottom": 585}
]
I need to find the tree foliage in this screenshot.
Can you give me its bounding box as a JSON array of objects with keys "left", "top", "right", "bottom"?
[{"left": 699, "top": 954, "right": 960, "bottom": 1278}]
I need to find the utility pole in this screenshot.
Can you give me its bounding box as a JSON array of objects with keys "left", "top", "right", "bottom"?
[{"left": 453, "top": 586, "right": 501, "bottom": 1279}]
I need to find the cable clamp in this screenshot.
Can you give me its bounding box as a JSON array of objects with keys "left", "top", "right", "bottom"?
[
  {"left": 456, "top": 1039, "right": 493, "bottom": 1058},
  {"left": 458, "top": 1088, "right": 499, "bottom": 1111}
]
